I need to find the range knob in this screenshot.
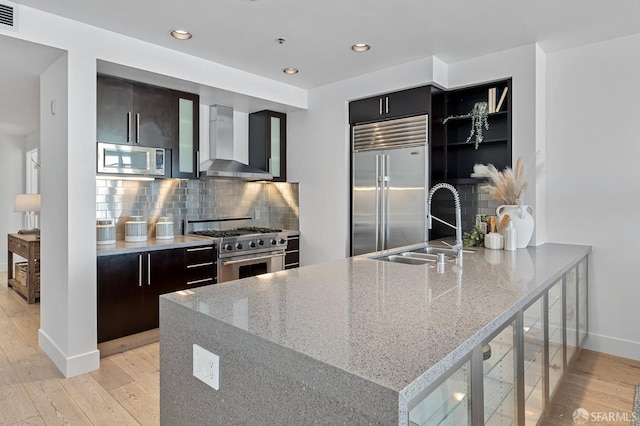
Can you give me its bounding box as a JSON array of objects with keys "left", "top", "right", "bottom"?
[
  {"left": 270, "top": 238, "right": 277, "bottom": 246},
  {"left": 223, "top": 243, "right": 233, "bottom": 252},
  {"left": 279, "top": 238, "right": 286, "bottom": 245},
  {"left": 236, "top": 242, "right": 243, "bottom": 250},
  {"left": 249, "top": 241, "right": 256, "bottom": 248},
  {"left": 257, "top": 239, "right": 265, "bottom": 246}
]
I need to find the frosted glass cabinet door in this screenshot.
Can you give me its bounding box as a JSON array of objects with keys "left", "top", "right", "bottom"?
[
  {"left": 578, "top": 258, "right": 588, "bottom": 347},
  {"left": 172, "top": 91, "right": 199, "bottom": 179},
  {"left": 523, "top": 298, "right": 544, "bottom": 425},
  {"left": 484, "top": 322, "right": 516, "bottom": 425},
  {"left": 548, "top": 279, "right": 564, "bottom": 397},
  {"left": 409, "top": 361, "right": 470, "bottom": 426},
  {"left": 565, "top": 267, "right": 577, "bottom": 364}
]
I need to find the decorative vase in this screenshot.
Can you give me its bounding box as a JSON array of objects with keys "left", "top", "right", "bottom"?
[{"left": 496, "top": 203, "right": 534, "bottom": 248}]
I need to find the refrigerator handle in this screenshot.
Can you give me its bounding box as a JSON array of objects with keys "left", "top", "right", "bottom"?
[
  {"left": 383, "top": 154, "right": 389, "bottom": 249},
  {"left": 375, "top": 154, "right": 381, "bottom": 251},
  {"left": 380, "top": 154, "right": 388, "bottom": 251}
]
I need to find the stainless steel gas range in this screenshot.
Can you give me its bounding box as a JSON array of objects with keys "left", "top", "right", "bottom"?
[{"left": 184, "top": 218, "right": 288, "bottom": 283}]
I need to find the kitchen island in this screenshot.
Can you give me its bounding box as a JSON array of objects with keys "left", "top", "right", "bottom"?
[{"left": 159, "top": 242, "right": 590, "bottom": 425}]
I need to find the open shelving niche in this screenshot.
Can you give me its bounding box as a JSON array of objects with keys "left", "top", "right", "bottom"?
[{"left": 435, "top": 79, "right": 512, "bottom": 184}]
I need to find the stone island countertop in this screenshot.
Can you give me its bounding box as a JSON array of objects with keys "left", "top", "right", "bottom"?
[{"left": 160, "top": 242, "right": 591, "bottom": 424}]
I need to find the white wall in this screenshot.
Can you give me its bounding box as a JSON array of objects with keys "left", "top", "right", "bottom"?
[
  {"left": 0, "top": 134, "right": 26, "bottom": 271},
  {"left": 546, "top": 33, "right": 640, "bottom": 360},
  {"left": 39, "top": 52, "right": 101, "bottom": 376},
  {"left": 288, "top": 57, "right": 443, "bottom": 265}
]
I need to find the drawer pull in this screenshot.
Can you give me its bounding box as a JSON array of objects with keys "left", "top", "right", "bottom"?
[
  {"left": 187, "top": 262, "right": 214, "bottom": 269},
  {"left": 186, "top": 247, "right": 213, "bottom": 252},
  {"left": 187, "top": 278, "right": 214, "bottom": 285}
]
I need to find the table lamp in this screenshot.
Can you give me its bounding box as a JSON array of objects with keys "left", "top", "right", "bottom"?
[{"left": 14, "top": 194, "right": 41, "bottom": 235}]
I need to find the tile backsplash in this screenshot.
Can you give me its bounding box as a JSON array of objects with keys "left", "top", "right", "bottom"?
[
  {"left": 457, "top": 183, "right": 501, "bottom": 232},
  {"left": 96, "top": 178, "right": 299, "bottom": 240}
]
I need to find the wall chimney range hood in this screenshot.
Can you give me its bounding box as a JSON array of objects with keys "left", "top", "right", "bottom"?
[{"left": 205, "top": 105, "right": 272, "bottom": 181}]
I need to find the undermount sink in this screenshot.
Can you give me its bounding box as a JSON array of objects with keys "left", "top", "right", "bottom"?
[
  {"left": 384, "top": 254, "right": 437, "bottom": 265},
  {"left": 372, "top": 244, "right": 475, "bottom": 265}
]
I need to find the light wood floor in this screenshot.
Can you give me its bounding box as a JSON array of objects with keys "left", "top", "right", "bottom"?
[
  {"left": 1, "top": 272, "right": 639, "bottom": 425},
  {"left": 0, "top": 272, "right": 159, "bottom": 425},
  {"left": 544, "top": 350, "right": 640, "bottom": 425}
]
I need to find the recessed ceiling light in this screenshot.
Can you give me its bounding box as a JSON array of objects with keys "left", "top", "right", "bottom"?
[
  {"left": 352, "top": 43, "right": 370, "bottom": 52},
  {"left": 170, "top": 29, "right": 192, "bottom": 40},
  {"left": 283, "top": 68, "right": 299, "bottom": 75}
]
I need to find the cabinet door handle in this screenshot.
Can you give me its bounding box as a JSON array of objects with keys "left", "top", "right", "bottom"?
[
  {"left": 136, "top": 113, "right": 140, "bottom": 144},
  {"left": 147, "top": 253, "right": 151, "bottom": 285},
  {"left": 379, "top": 98, "right": 383, "bottom": 115},
  {"left": 186, "top": 246, "right": 213, "bottom": 252},
  {"left": 127, "top": 112, "right": 132, "bottom": 143},
  {"left": 187, "top": 278, "right": 214, "bottom": 286},
  {"left": 385, "top": 96, "right": 389, "bottom": 114},
  {"left": 187, "top": 262, "right": 214, "bottom": 269},
  {"left": 268, "top": 157, "right": 272, "bottom": 174},
  {"left": 196, "top": 150, "right": 200, "bottom": 178},
  {"left": 138, "top": 254, "right": 142, "bottom": 287}
]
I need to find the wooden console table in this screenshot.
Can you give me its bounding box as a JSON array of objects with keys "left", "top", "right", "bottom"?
[{"left": 7, "top": 233, "right": 40, "bottom": 304}]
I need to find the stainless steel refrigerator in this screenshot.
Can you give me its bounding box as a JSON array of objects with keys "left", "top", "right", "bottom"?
[{"left": 351, "top": 114, "right": 428, "bottom": 256}]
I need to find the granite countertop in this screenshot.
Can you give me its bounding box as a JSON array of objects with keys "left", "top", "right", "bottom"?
[
  {"left": 162, "top": 241, "right": 590, "bottom": 405},
  {"left": 96, "top": 235, "right": 214, "bottom": 256}
]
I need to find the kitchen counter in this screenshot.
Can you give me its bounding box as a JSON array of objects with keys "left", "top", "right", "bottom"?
[
  {"left": 96, "top": 234, "right": 213, "bottom": 256},
  {"left": 159, "top": 242, "right": 591, "bottom": 424}
]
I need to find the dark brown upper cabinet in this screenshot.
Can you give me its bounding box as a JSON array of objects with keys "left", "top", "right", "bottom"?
[
  {"left": 249, "top": 110, "right": 287, "bottom": 182},
  {"left": 171, "top": 90, "right": 200, "bottom": 179},
  {"left": 348, "top": 86, "right": 431, "bottom": 125},
  {"left": 97, "top": 74, "right": 173, "bottom": 149}
]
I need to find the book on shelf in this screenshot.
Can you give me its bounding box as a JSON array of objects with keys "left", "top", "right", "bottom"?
[
  {"left": 496, "top": 86, "right": 509, "bottom": 112},
  {"left": 488, "top": 87, "right": 497, "bottom": 113}
]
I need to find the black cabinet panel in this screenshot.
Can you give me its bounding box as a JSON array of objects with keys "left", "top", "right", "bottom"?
[
  {"left": 171, "top": 90, "right": 200, "bottom": 178},
  {"left": 97, "top": 244, "right": 215, "bottom": 343},
  {"left": 134, "top": 83, "right": 173, "bottom": 149},
  {"left": 97, "top": 74, "right": 173, "bottom": 149},
  {"left": 144, "top": 249, "right": 185, "bottom": 330},
  {"left": 249, "top": 110, "right": 287, "bottom": 182},
  {"left": 97, "top": 76, "right": 133, "bottom": 144},
  {"left": 285, "top": 235, "right": 299, "bottom": 269},
  {"left": 349, "top": 86, "right": 431, "bottom": 124},
  {"left": 97, "top": 253, "right": 145, "bottom": 343}
]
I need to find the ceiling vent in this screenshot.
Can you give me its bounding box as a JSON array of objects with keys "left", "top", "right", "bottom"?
[{"left": 0, "top": 1, "right": 18, "bottom": 32}]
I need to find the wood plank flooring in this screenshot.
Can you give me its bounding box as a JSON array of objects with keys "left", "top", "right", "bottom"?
[
  {"left": 0, "top": 272, "right": 159, "bottom": 425},
  {"left": 1, "top": 271, "right": 639, "bottom": 425}
]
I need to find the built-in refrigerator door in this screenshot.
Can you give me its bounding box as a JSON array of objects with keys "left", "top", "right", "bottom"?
[
  {"left": 352, "top": 150, "right": 382, "bottom": 256},
  {"left": 383, "top": 145, "right": 427, "bottom": 250}
]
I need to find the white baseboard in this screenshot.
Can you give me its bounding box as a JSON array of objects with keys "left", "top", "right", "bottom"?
[
  {"left": 38, "top": 329, "right": 100, "bottom": 378},
  {"left": 584, "top": 332, "right": 640, "bottom": 361}
]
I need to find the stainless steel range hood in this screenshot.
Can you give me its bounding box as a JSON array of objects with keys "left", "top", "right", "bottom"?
[{"left": 205, "top": 105, "right": 272, "bottom": 180}]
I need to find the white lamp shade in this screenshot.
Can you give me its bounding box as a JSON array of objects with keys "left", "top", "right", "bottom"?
[{"left": 14, "top": 194, "right": 41, "bottom": 212}]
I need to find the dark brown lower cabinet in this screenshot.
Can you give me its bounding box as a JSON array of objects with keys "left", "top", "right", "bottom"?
[
  {"left": 97, "top": 252, "right": 145, "bottom": 343},
  {"left": 97, "top": 244, "right": 215, "bottom": 343},
  {"left": 284, "top": 233, "right": 300, "bottom": 269}
]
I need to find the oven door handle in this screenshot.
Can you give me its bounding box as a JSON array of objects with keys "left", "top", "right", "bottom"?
[{"left": 221, "top": 252, "right": 284, "bottom": 266}]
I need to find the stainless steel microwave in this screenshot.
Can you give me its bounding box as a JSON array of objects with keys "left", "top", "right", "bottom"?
[{"left": 97, "top": 142, "right": 165, "bottom": 176}]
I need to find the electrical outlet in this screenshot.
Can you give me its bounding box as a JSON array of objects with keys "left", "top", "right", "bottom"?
[{"left": 193, "top": 344, "right": 220, "bottom": 390}]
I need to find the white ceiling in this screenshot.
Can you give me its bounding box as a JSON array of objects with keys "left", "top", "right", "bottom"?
[{"left": 2, "top": 0, "right": 640, "bottom": 136}]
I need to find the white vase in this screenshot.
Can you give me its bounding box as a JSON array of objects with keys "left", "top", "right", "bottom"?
[{"left": 496, "top": 203, "right": 534, "bottom": 248}]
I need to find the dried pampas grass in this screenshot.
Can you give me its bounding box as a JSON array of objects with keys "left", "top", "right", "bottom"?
[{"left": 473, "top": 158, "right": 528, "bottom": 205}]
